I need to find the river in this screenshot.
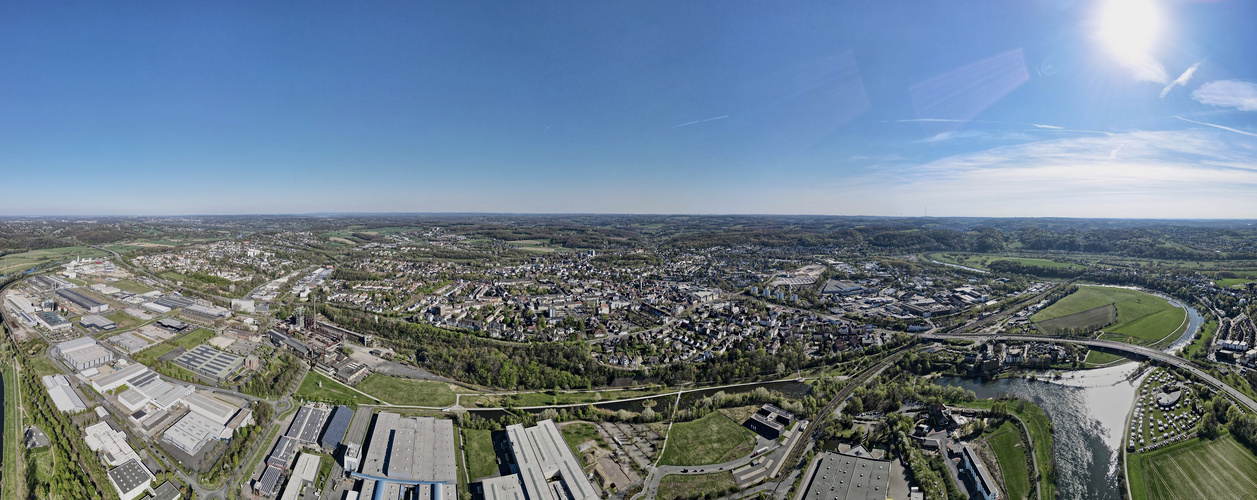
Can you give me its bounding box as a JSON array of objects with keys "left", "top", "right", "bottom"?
[{"left": 939, "top": 364, "right": 1149, "bottom": 500}]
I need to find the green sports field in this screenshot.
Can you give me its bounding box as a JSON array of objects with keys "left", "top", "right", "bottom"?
[
  {"left": 1032, "top": 286, "right": 1186, "bottom": 345},
  {"left": 658, "top": 411, "right": 756, "bottom": 466},
  {"left": 1127, "top": 435, "right": 1257, "bottom": 500}
]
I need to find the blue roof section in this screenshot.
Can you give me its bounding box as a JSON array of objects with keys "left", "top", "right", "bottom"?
[{"left": 320, "top": 405, "right": 354, "bottom": 450}]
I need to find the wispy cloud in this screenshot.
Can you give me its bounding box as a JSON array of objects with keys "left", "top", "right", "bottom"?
[
  {"left": 1160, "top": 61, "right": 1203, "bottom": 98},
  {"left": 894, "top": 118, "right": 970, "bottom": 123},
  {"left": 1032, "top": 124, "right": 1062, "bottom": 130},
  {"left": 672, "top": 115, "right": 730, "bottom": 128},
  {"left": 1176, "top": 116, "right": 1257, "bottom": 138},
  {"left": 1192, "top": 80, "right": 1257, "bottom": 111},
  {"left": 830, "top": 129, "right": 1257, "bottom": 218}
]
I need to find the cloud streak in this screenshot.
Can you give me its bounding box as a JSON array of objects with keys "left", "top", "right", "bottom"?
[
  {"left": 1032, "top": 124, "right": 1062, "bottom": 129},
  {"left": 1192, "top": 80, "right": 1257, "bottom": 111},
  {"left": 1176, "top": 116, "right": 1257, "bottom": 138},
  {"left": 672, "top": 115, "right": 730, "bottom": 128},
  {"left": 1160, "top": 61, "right": 1203, "bottom": 98}
]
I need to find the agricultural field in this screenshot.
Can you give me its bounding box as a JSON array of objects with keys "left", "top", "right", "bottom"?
[
  {"left": 462, "top": 429, "right": 498, "bottom": 481},
  {"left": 1036, "top": 304, "right": 1116, "bottom": 334},
  {"left": 1215, "top": 278, "right": 1257, "bottom": 288},
  {"left": 356, "top": 374, "right": 458, "bottom": 407},
  {"left": 658, "top": 411, "right": 756, "bottom": 466},
  {"left": 983, "top": 421, "right": 1030, "bottom": 500},
  {"left": 294, "top": 370, "right": 380, "bottom": 406},
  {"left": 926, "top": 253, "right": 1083, "bottom": 271},
  {"left": 1032, "top": 286, "right": 1186, "bottom": 345},
  {"left": 1126, "top": 435, "right": 1257, "bottom": 500},
  {"left": 658, "top": 472, "right": 738, "bottom": 500}
]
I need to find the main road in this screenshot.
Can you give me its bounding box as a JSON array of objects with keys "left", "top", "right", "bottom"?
[{"left": 922, "top": 333, "right": 1257, "bottom": 414}]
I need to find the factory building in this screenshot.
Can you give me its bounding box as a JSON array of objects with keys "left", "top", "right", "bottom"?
[
  {"left": 798, "top": 447, "right": 891, "bottom": 500},
  {"left": 163, "top": 411, "right": 226, "bottom": 456},
  {"left": 36, "top": 311, "right": 72, "bottom": 331},
  {"left": 80, "top": 314, "right": 118, "bottom": 331},
  {"left": 173, "top": 345, "right": 245, "bottom": 382},
  {"left": 489, "top": 420, "right": 599, "bottom": 500},
  {"left": 52, "top": 337, "right": 115, "bottom": 371},
  {"left": 279, "top": 453, "right": 322, "bottom": 500},
  {"left": 357, "top": 413, "right": 457, "bottom": 500},
  {"left": 41, "top": 374, "right": 87, "bottom": 413},
  {"left": 56, "top": 288, "right": 110, "bottom": 313},
  {"left": 320, "top": 405, "right": 354, "bottom": 451},
  {"left": 84, "top": 421, "right": 142, "bottom": 467},
  {"left": 107, "top": 458, "right": 154, "bottom": 500}
]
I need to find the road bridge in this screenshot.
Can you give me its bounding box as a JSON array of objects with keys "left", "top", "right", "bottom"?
[{"left": 923, "top": 333, "right": 1257, "bottom": 414}]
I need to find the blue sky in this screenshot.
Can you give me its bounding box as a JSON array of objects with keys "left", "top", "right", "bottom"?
[{"left": 3, "top": 0, "right": 1257, "bottom": 217}]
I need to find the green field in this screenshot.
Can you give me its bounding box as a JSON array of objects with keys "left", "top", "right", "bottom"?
[
  {"left": 658, "top": 472, "right": 738, "bottom": 500},
  {"left": 1183, "top": 320, "right": 1218, "bottom": 360},
  {"left": 0, "top": 246, "right": 108, "bottom": 275},
  {"left": 294, "top": 370, "right": 380, "bottom": 406},
  {"left": 1032, "top": 286, "right": 1186, "bottom": 345},
  {"left": 132, "top": 343, "right": 176, "bottom": 366},
  {"left": 1083, "top": 349, "right": 1128, "bottom": 366},
  {"left": 26, "top": 356, "right": 64, "bottom": 377},
  {"left": 985, "top": 421, "right": 1030, "bottom": 500},
  {"left": 463, "top": 429, "right": 499, "bottom": 481},
  {"left": 1127, "top": 435, "right": 1257, "bottom": 500},
  {"left": 659, "top": 411, "right": 756, "bottom": 466},
  {"left": 1036, "top": 304, "right": 1116, "bottom": 334},
  {"left": 104, "top": 311, "right": 142, "bottom": 331},
  {"left": 109, "top": 280, "right": 154, "bottom": 294},
  {"left": 356, "top": 374, "right": 457, "bottom": 407},
  {"left": 927, "top": 253, "right": 1083, "bottom": 271},
  {"left": 1216, "top": 278, "right": 1257, "bottom": 288},
  {"left": 171, "top": 328, "right": 215, "bottom": 350}
]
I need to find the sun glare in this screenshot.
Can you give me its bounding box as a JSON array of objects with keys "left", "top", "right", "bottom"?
[{"left": 1098, "top": 0, "right": 1162, "bottom": 62}]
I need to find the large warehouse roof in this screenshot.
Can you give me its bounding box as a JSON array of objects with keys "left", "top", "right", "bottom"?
[
  {"left": 285, "top": 405, "right": 330, "bottom": 444},
  {"left": 174, "top": 345, "right": 244, "bottom": 381},
  {"left": 320, "top": 405, "right": 354, "bottom": 450},
  {"left": 505, "top": 420, "right": 598, "bottom": 500},
  {"left": 163, "top": 411, "right": 222, "bottom": 455}
]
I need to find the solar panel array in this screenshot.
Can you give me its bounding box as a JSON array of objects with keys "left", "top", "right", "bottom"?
[
  {"left": 257, "top": 464, "right": 283, "bottom": 496},
  {"left": 285, "top": 405, "right": 330, "bottom": 444},
  {"left": 174, "top": 345, "right": 244, "bottom": 380},
  {"left": 320, "top": 405, "right": 354, "bottom": 450}
]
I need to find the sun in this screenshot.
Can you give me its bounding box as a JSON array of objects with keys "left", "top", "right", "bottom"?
[{"left": 1098, "top": 0, "right": 1162, "bottom": 63}]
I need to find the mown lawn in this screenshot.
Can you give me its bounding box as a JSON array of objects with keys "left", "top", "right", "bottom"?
[
  {"left": 463, "top": 429, "right": 499, "bottom": 481},
  {"left": 1083, "top": 349, "right": 1128, "bottom": 366},
  {"left": 985, "top": 421, "right": 1029, "bottom": 500},
  {"left": 1127, "top": 435, "right": 1257, "bottom": 500},
  {"left": 659, "top": 411, "right": 756, "bottom": 466},
  {"left": 658, "top": 472, "right": 738, "bottom": 500},
  {"left": 295, "top": 370, "right": 379, "bottom": 406},
  {"left": 356, "top": 374, "right": 457, "bottom": 407}
]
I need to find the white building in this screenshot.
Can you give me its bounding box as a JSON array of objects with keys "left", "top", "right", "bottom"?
[
  {"left": 84, "top": 421, "right": 142, "bottom": 467},
  {"left": 107, "top": 459, "right": 154, "bottom": 500},
  {"left": 41, "top": 374, "right": 87, "bottom": 413},
  {"left": 52, "top": 337, "right": 115, "bottom": 371}
]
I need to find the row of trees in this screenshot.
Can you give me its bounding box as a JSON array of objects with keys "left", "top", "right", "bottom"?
[
  {"left": 18, "top": 360, "right": 119, "bottom": 500},
  {"left": 200, "top": 402, "right": 273, "bottom": 485}
]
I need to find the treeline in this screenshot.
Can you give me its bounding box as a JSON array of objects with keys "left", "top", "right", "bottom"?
[
  {"left": 320, "top": 303, "right": 913, "bottom": 390},
  {"left": 240, "top": 354, "right": 302, "bottom": 398},
  {"left": 332, "top": 268, "right": 381, "bottom": 281},
  {"left": 988, "top": 260, "right": 1085, "bottom": 278},
  {"left": 19, "top": 360, "right": 120, "bottom": 500},
  {"left": 188, "top": 272, "right": 233, "bottom": 287},
  {"left": 201, "top": 402, "right": 273, "bottom": 485}
]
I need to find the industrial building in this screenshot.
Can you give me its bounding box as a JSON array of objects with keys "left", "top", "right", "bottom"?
[
  {"left": 182, "top": 391, "right": 242, "bottom": 426},
  {"left": 107, "top": 458, "right": 154, "bottom": 500},
  {"left": 84, "top": 421, "right": 142, "bottom": 467},
  {"left": 113, "top": 368, "right": 195, "bottom": 412},
  {"left": 798, "top": 447, "right": 891, "bottom": 500},
  {"left": 162, "top": 411, "right": 225, "bottom": 456},
  {"left": 256, "top": 465, "right": 284, "bottom": 497},
  {"left": 320, "top": 405, "right": 354, "bottom": 451},
  {"left": 279, "top": 453, "right": 322, "bottom": 500},
  {"left": 286, "top": 404, "right": 330, "bottom": 444},
  {"left": 41, "top": 374, "right": 87, "bottom": 413},
  {"left": 149, "top": 481, "right": 183, "bottom": 500},
  {"left": 357, "top": 413, "right": 457, "bottom": 500},
  {"left": 745, "top": 403, "right": 794, "bottom": 440},
  {"left": 52, "top": 336, "right": 115, "bottom": 371},
  {"left": 157, "top": 317, "right": 189, "bottom": 331},
  {"left": 491, "top": 420, "right": 598, "bottom": 500},
  {"left": 80, "top": 314, "right": 117, "bottom": 331},
  {"left": 181, "top": 303, "right": 232, "bottom": 323},
  {"left": 173, "top": 345, "right": 245, "bottom": 382},
  {"left": 56, "top": 288, "right": 110, "bottom": 313},
  {"left": 36, "top": 311, "right": 72, "bottom": 331}
]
